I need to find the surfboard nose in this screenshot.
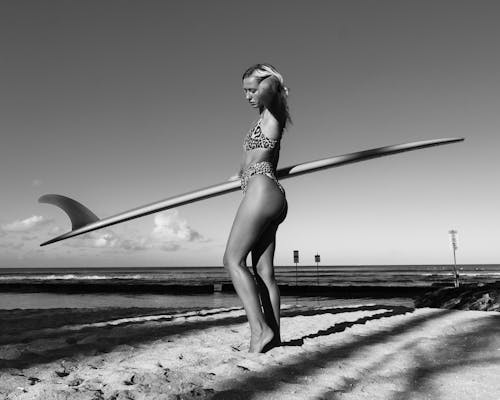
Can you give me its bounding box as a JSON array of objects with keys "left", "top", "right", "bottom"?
[{"left": 38, "top": 194, "right": 100, "bottom": 230}]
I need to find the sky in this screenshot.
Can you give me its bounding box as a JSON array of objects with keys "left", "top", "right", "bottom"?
[{"left": 1, "top": 0, "right": 499, "bottom": 268}]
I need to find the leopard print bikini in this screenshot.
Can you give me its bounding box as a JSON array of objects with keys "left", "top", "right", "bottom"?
[{"left": 241, "top": 118, "right": 284, "bottom": 195}]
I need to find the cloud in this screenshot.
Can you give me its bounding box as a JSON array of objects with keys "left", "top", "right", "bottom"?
[
  {"left": 64, "top": 230, "right": 152, "bottom": 251},
  {"left": 159, "top": 242, "right": 180, "bottom": 252},
  {"left": 22, "top": 235, "right": 38, "bottom": 241},
  {"left": 0, "top": 241, "right": 24, "bottom": 249},
  {"left": 61, "top": 210, "right": 205, "bottom": 252},
  {"left": 65, "top": 230, "right": 123, "bottom": 249},
  {"left": 1, "top": 215, "right": 53, "bottom": 233},
  {"left": 49, "top": 226, "right": 62, "bottom": 235},
  {"left": 120, "top": 238, "right": 153, "bottom": 251},
  {"left": 32, "top": 179, "right": 43, "bottom": 187},
  {"left": 66, "top": 231, "right": 181, "bottom": 253},
  {"left": 152, "top": 210, "right": 204, "bottom": 242},
  {"left": 0, "top": 216, "right": 51, "bottom": 250}
]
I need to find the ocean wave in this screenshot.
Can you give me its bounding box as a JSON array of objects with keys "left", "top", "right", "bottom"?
[{"left": 0, "top": 274, "right": 147, "bottom": 281}]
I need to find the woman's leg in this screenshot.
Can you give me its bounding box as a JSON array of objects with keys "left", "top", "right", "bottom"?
[
  {"left": 251, "top": 223, "right": 281, "bottom": 344},
  {"left": 223, "top": 176, "right": 285, "bottom": 352},
  {"left": 252, "top": 201, "right": 287, "bottom": 346}
]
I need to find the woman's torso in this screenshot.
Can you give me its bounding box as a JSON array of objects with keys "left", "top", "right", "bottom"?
[{"left": 242, "top": 111, "right": 282, "bottom": 171}]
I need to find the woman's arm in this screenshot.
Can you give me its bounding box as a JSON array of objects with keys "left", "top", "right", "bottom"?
[
  {"left": 257, "top": 76, "right": 287, "bottom": 131},
  {"left": 257, "top": 76, "right": 281, "bottom": 109}
]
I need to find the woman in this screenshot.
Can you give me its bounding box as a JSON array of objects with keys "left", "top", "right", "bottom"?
[{"left": 223, "top": 64, "right": 291, "bottom": 353}]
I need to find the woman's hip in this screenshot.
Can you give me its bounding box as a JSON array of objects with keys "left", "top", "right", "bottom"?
[
  {"left": 242, "top": 176, "right": 287, "bottom": 220},
  {"left": 240, "top": 161, "right": 285, "bottom": 196}
]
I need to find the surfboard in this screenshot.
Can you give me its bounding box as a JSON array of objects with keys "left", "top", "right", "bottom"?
[{"left": 39, "top": 137, "right": 464, "bottom": 246}]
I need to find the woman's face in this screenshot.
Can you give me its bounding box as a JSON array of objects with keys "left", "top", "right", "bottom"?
[{"left": 242, "top": 76, "right": 260, "bottom": 109}]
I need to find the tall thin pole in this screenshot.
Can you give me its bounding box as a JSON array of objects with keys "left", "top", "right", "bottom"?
[
  {"left": 452, "top": 246, "right": 459, "bottom": 288},
  {"left": 448, "top": 230, "right": 460, "bottom": 288},
  {"left": 316, "top": 261, "right": 319, "bottom": 286},
  {"left": 295, "top": 263, "right": 299, "bottom": 286},
  {"left": 293, "top": 250, "right": 299, "bottom": 287},
  {"left": 315, "top": 253, "right": 320, "bottom": 286}
]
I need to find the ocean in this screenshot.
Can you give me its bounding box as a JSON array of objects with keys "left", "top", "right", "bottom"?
[{"left": 0, "top": 265, "right": 499, "bottom": 310}]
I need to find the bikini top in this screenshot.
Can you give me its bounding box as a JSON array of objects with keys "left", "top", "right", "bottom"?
[{"left": 243, "top": 118, "right": 280, "bottom": 151}]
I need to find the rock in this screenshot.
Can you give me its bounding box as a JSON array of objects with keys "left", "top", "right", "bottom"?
[
  {"left": 68, "top": 377, "right": 84, "bottom": 387},
  {"left": 28, "top": 376, "right": 41, "bottom": 385},
  {"left": 65, "top": 337, "right": 79, "bottom": 345},
  {"left": 0, "top": 347, "right": 22, "bottom": 360},
  {"left": 415, "top": 285, "right": 500, "bottom": 311},
  {"left": 55, "top": 369, "right": 70, "bottom": 377},
  {"left": 468, "top": 293, "right": 495, "bottom": 311},
  {"left": 123, "top": 375, "right": 135, "bottom": 386}
]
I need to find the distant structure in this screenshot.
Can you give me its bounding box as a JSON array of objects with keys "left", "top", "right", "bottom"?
[
  {"left": 315, "top": 254, "right": 321, "bottom": 286},
  {"left": 448, "top": 230, "right": 460, "bottom": 288},
  {"left": 293, "top": 250, "right": 299, "bottom": 286}
]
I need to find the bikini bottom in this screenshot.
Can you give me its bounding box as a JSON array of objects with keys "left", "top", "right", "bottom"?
[{"left": 240, "top": 161, "right": 285, "bottom": 195}]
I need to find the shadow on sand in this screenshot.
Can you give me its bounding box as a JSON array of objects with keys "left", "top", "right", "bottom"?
[
  {"left": 1, "top": 304, "right": 409, "bottom": 370},
  {"left": 4, "top": 303, "right": 498, "bottom": 400},
  {"left": 210, "top": 310, "right": 500, "bottom": 400}
]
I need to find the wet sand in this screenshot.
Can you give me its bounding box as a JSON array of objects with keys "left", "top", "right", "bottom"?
[{"left": 1, "top": 302, "right": 500, "bottom": 400}]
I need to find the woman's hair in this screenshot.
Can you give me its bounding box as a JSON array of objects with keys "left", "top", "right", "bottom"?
[{"left": 242, "top": 63, "right": 292, "bottom": 130}]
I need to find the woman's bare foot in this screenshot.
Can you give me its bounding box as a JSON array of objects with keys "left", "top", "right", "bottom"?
[{"left": 249, "top": 324, "right": 275, "bottom": 353}]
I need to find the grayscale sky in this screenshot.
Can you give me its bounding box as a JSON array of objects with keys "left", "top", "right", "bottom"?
[{"left": 1, "top": 0, "right": 499, "bottom": 268}]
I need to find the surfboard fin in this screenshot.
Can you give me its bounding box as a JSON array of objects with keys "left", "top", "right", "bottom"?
[{"left": 38, "top": 194, "right": 100, "bottom": 230}]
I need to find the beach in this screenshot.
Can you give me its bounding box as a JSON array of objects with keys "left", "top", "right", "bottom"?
[
  {"left": 2, "top": 0, "right": 500, "bottom": 398},
  {"left": 1, "top": 296, "right": 500, "bottom": 400}
]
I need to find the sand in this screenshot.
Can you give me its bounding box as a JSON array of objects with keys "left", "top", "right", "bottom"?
[{"left": 1, "top": 302, "right": 500, "bottom": 400}]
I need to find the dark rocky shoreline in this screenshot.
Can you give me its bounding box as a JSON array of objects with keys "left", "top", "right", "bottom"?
[
  {"left": 2, "top": 281, "right": 500, "bottom": 313},
  {"left": 415, "top": 284, "right": 500, "bottom": 311},
  {"left": 0, "top": 281, "right": 433, "bottom": 297}
]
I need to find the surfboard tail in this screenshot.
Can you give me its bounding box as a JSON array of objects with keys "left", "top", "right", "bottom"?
[
  {"left": 38, "top": 194, "right": 100, "bottom": 245},
  {"left": 38, "top": 180, "right": 242, "bottom": 246}
]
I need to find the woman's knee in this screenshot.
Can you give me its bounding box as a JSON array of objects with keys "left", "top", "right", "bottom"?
[
  {"left": 223, "top": 251, "right": 245, "bottom": 270},
  {"left": 222, "top": 252, "right": 231, "bottom": 269},
  {"left": 255, "top": 263, "right": 276, "bottom": 285}
]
